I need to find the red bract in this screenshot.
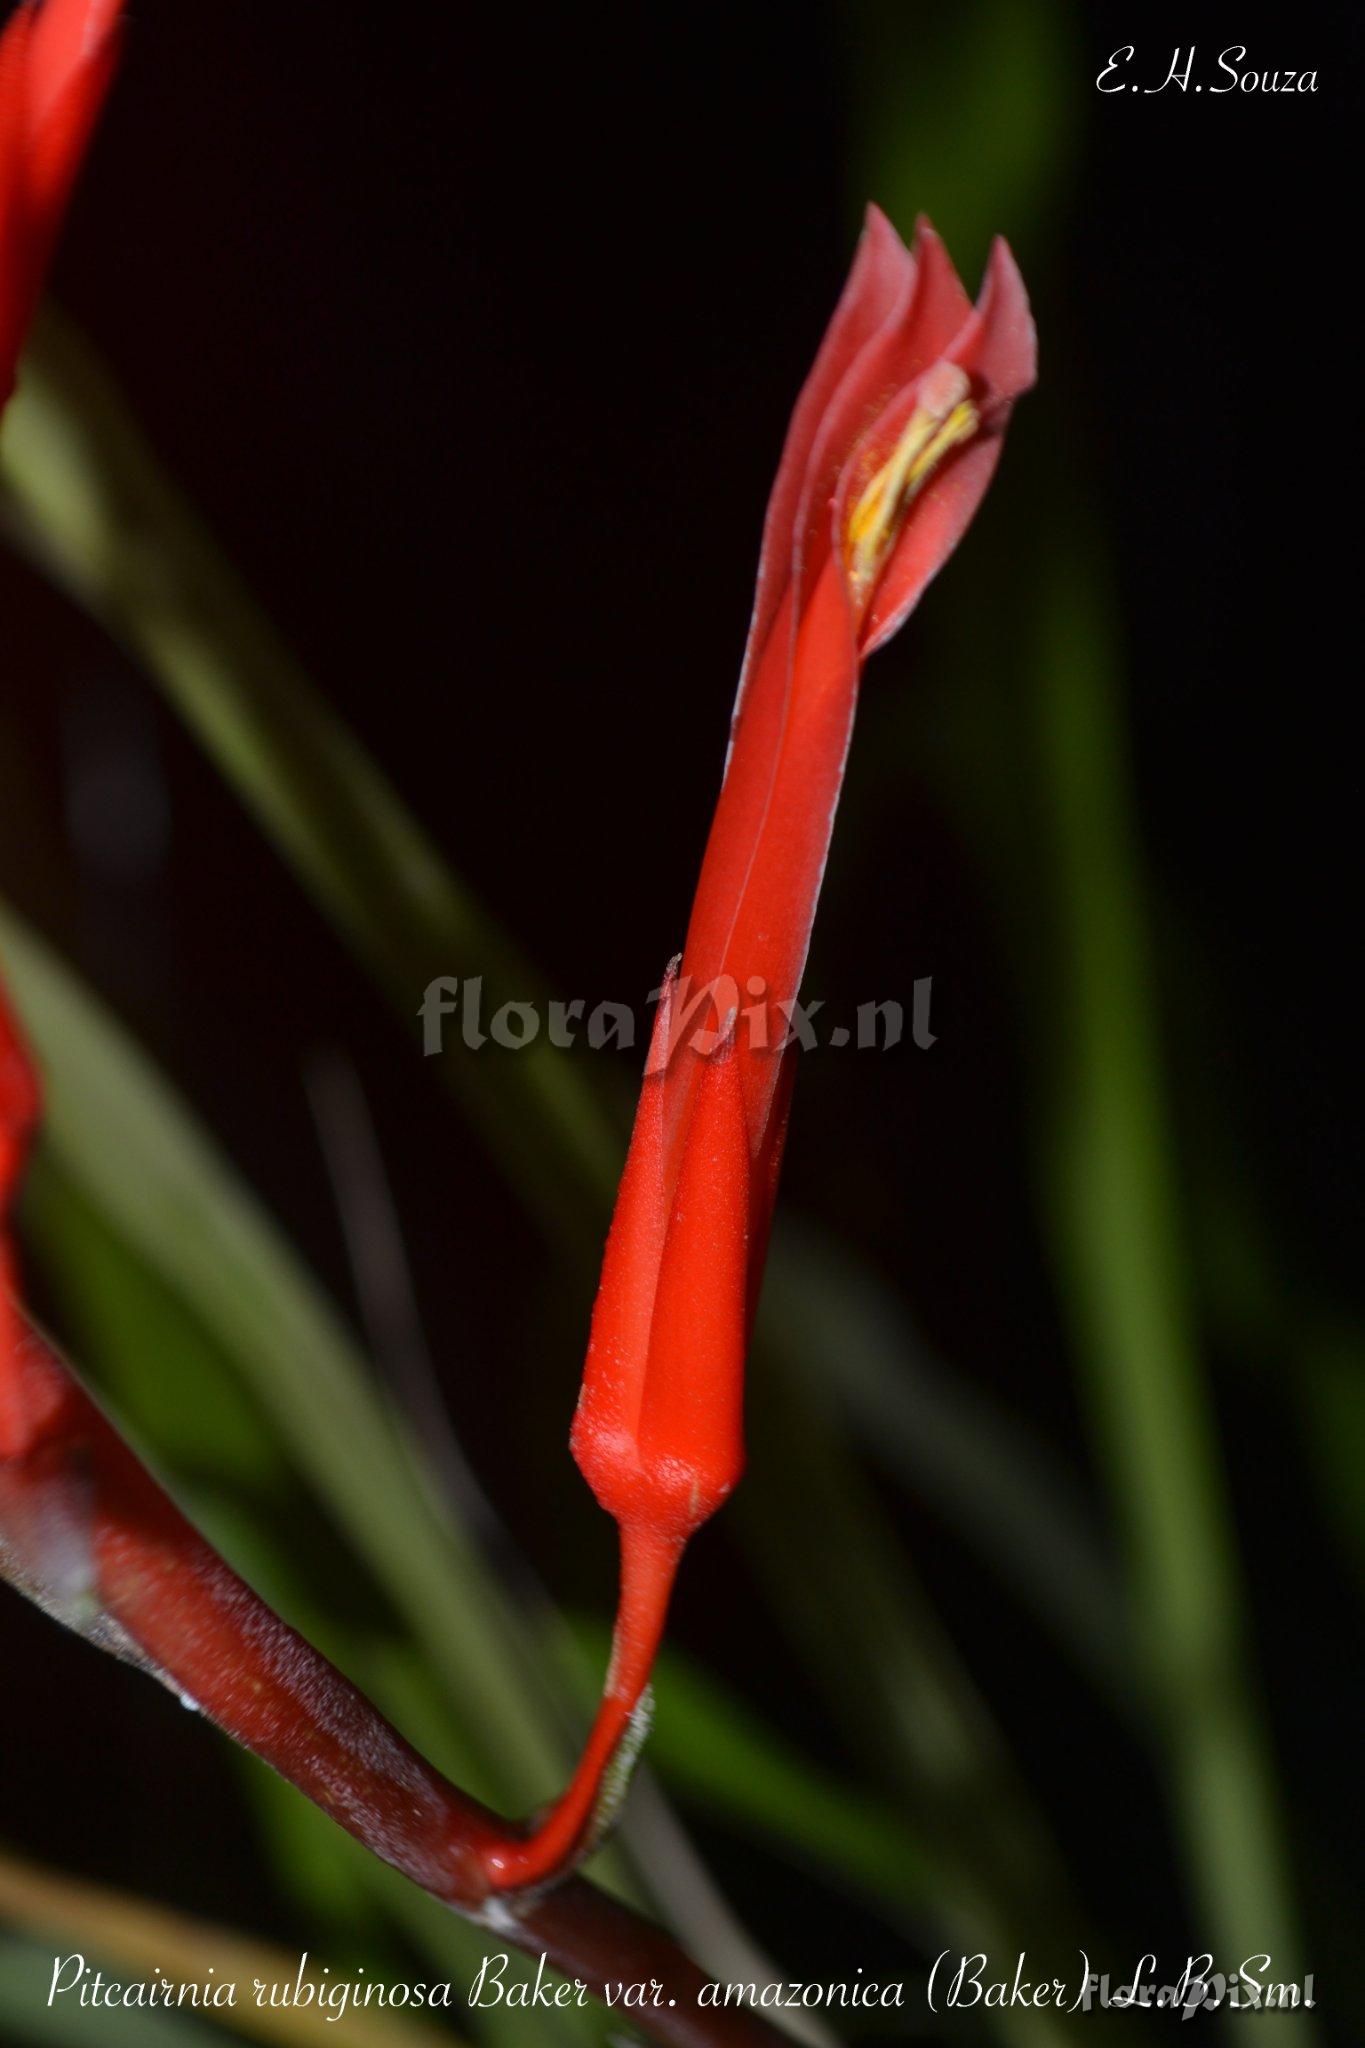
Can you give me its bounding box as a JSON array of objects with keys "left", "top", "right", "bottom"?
[
  {"left": 483, "top": 208, "right": 1035, "bottom": 1891},
  {"left": 0, "top": 0, "right": 121, "bottom": 402}
]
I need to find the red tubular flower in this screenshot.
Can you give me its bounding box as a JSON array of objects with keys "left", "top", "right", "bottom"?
[
  {"left": 0, "top": 0, "right": 121, "bottom": 403},
  {"left": 0, "top": 168, "right": 1031, "bottom": 1932},
  {"left": 483, "top": 207, "right": 1036, "bottom": 1891}
]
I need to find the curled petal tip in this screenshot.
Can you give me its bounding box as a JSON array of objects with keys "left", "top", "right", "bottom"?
[
  {"left": 981, "top": 233, "right": 1038, "bottom": 394},
  {"left": 861, "top": 199, "right": 905, "bottom": 252}
]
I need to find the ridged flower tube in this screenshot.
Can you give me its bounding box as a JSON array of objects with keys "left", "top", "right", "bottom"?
[
  {"left": 481, "top": 206, "right": 1036, "bottom": 1893},
  {"left": 0, "top": 0, "right": 122, "bottom": 402}
]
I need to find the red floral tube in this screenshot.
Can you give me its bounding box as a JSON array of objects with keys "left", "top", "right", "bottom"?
[{"left": 484, "top": 208, "right": 1036, "bottom": 1891}]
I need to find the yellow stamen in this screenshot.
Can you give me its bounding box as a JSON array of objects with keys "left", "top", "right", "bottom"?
[{"left": 846, "top": 363, "right": 979, "bottom": 605}]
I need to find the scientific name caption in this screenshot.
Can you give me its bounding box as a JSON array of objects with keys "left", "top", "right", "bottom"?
[{"left": 46, "top": 1948, "right": 1318, "bottom": 2023}]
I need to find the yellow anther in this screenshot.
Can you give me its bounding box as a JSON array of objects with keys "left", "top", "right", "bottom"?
[{"left": 846, "top": 363, "right": 979, "bottom": 604}]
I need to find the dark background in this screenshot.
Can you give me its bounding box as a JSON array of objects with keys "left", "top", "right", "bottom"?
[{"left": 1, "top": 0, "right": 1359, "bottom": 2038}]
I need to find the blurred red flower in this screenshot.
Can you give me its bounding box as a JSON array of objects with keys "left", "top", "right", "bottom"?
[{"left": 0, "top": 0, "right": 121, "bottom": 401}]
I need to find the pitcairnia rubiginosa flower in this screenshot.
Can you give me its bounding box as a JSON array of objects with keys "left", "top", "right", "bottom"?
[
  {"left": 0, "top": 0, "right": 122, "bottom": 403},
  {"left": 0, "top": 198, "right": 1032, "bottom": 1926},
  {"left": 480, "top": 206, "right": 1036, "bottom": 1891}
]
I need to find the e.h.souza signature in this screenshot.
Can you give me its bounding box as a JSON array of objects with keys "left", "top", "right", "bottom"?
[{"left": 1098, "top": 46, "right": 1318, "bottom": 94}]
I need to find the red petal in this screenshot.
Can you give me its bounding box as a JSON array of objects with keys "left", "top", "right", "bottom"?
[
  {"left": 790, "top": 217, "right": 974, "bottom": 605},
  {"left": 25, "top": 0, "right": 121, "bottom": 128},
  {"left": 954, "top": 233, "right": 1038, "bottom": 404},
  {"left": 0, "top": 6, "right": 38, "bottom": 392},
  {"left": 742, "top": 204, "right": 913, "bottom": 690},
  {"left": 680, "top": 215, "right": 997, "bottom": 1097},
  {"left": 852, "top": 235, "right": 1036, "bottom": 656},
  {"left": 22, "top": 0, "right": 120, "bottom": 230},
  {"left": 0, "top": 0, "right": 122, "bottom": 401}
]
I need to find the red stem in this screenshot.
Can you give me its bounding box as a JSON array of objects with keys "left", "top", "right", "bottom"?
[{"left": 482, "top": 1521, "right": 683, "bottom": 1890}]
